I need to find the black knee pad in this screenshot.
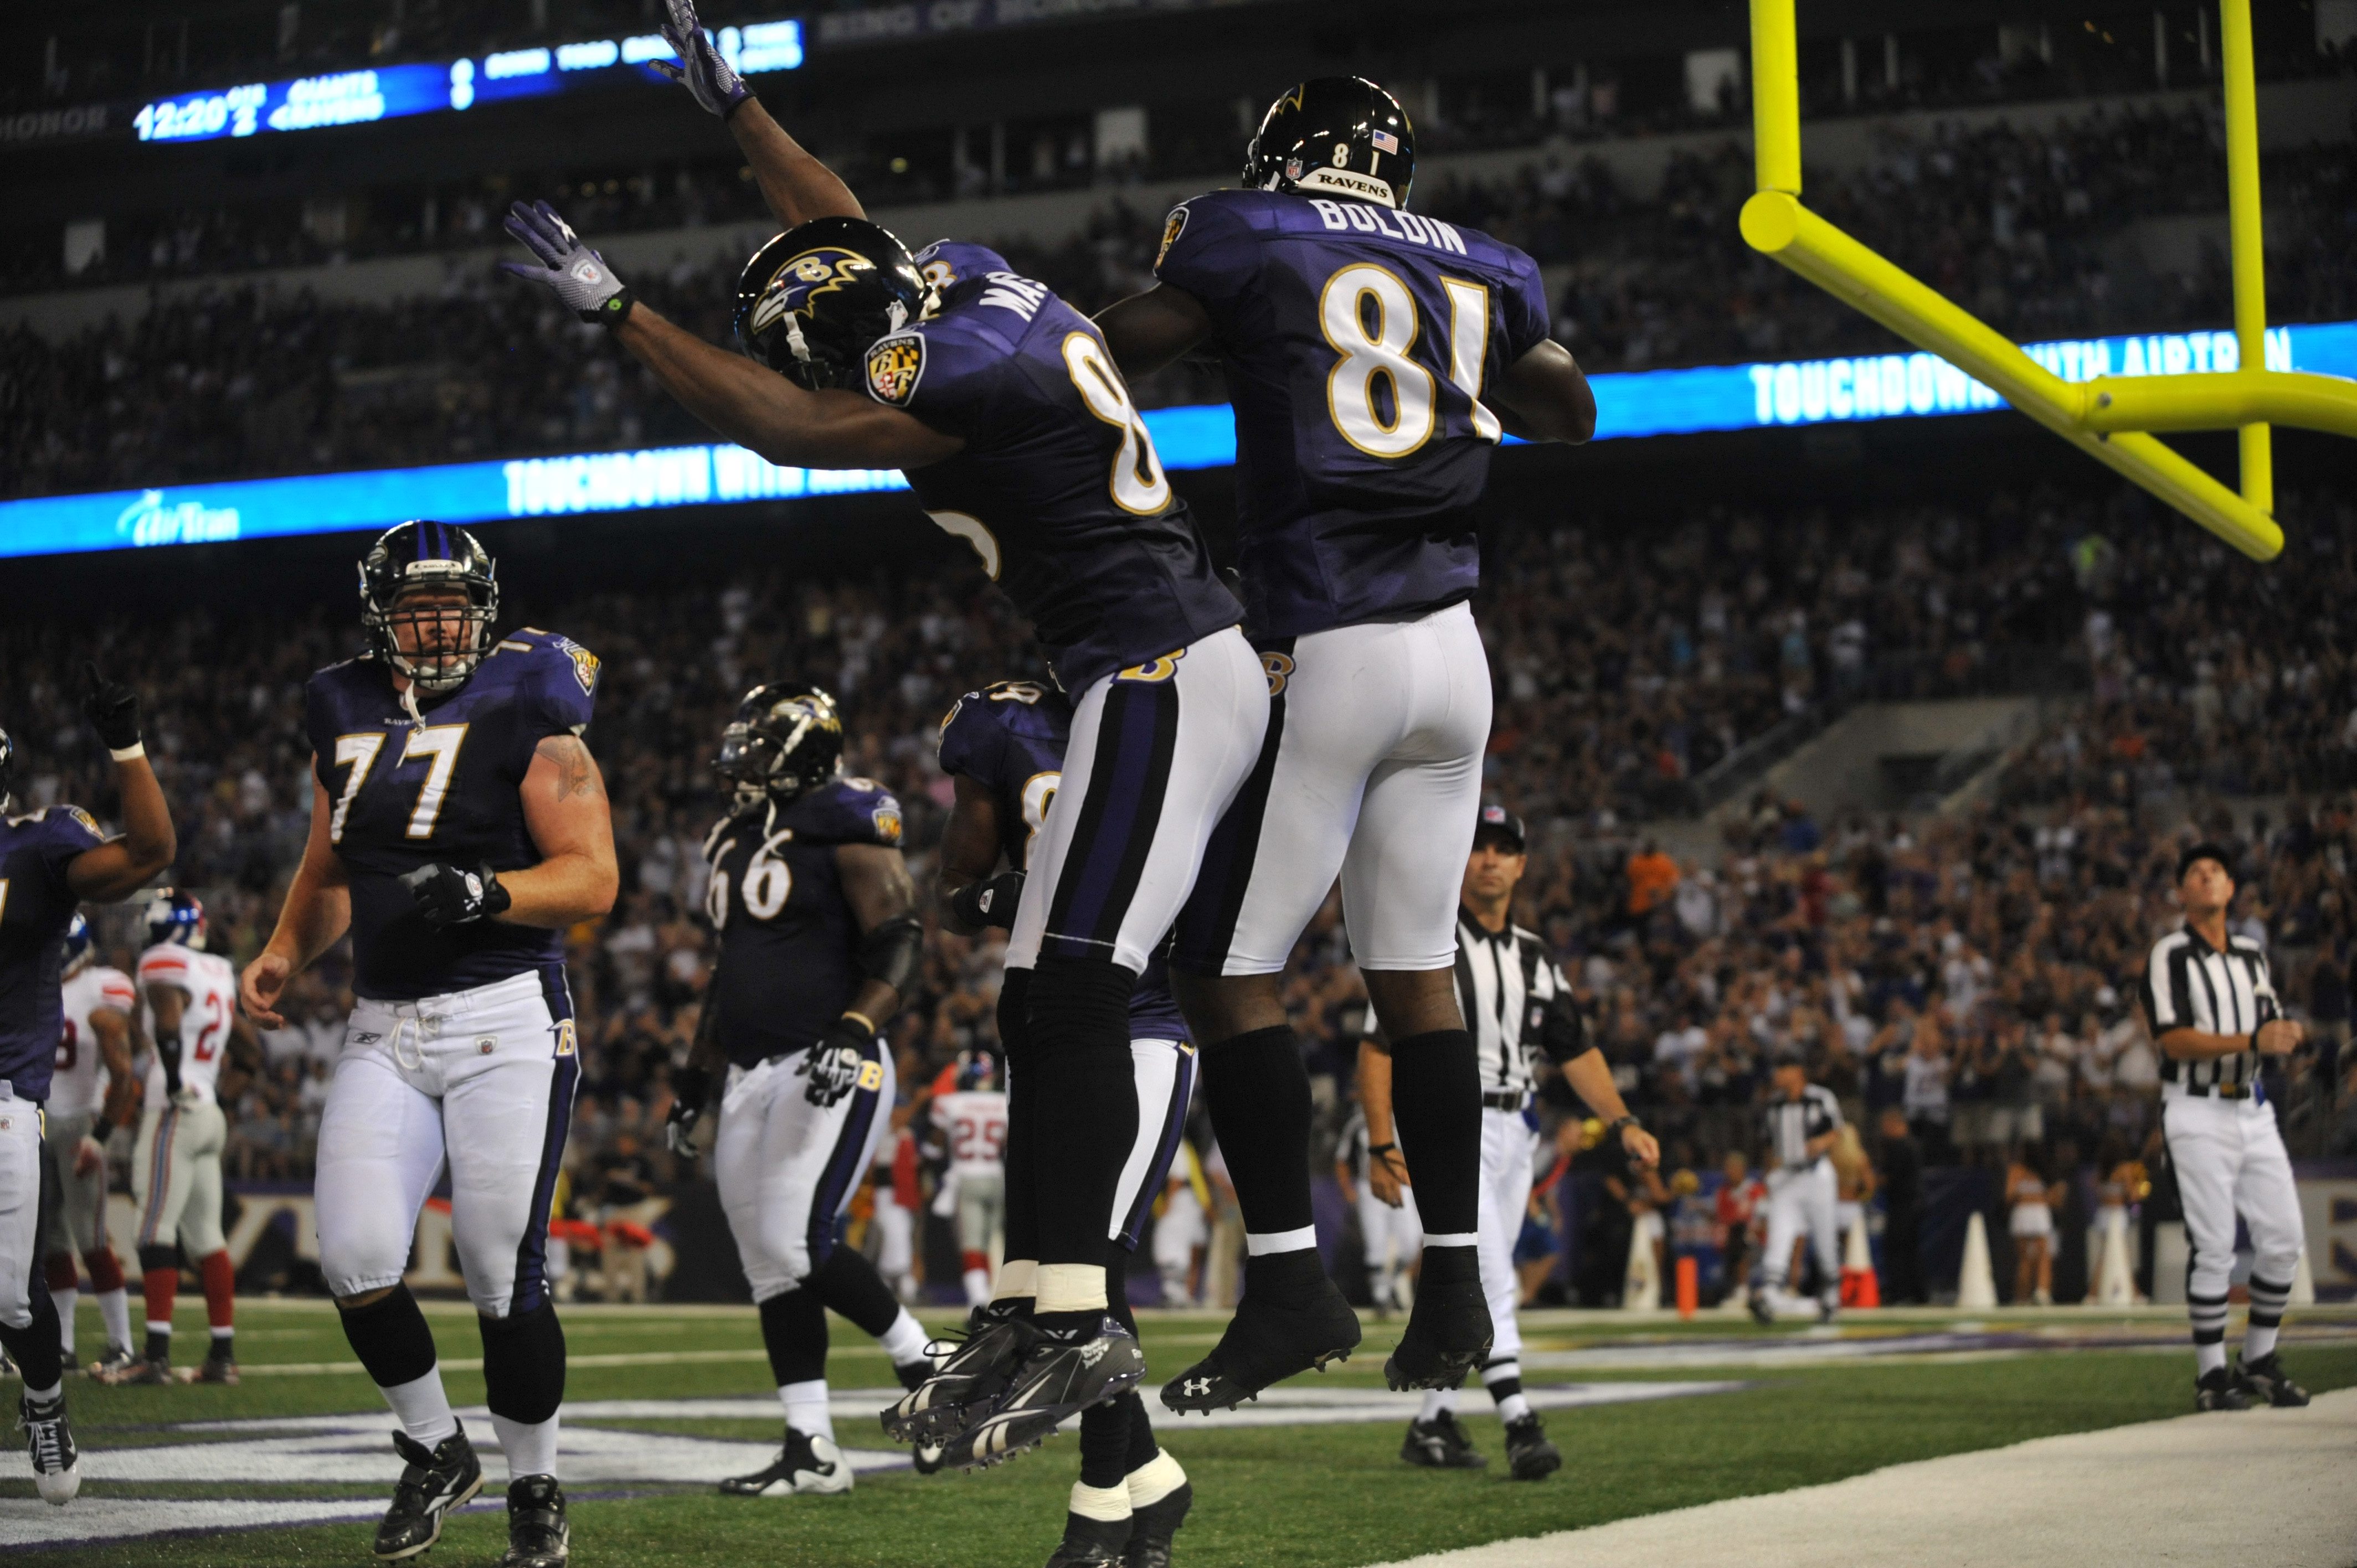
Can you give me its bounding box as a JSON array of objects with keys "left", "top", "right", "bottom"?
[
  {"left": 1027, "top": 955, "right": 1137, "bottom": 1062},
  {"left": 478, "top": 1301, "right": 567, "bottom": 1424},
  {"left": 137, "top": 1244, "right": 179, "bottom": 1276},
  {"left": 813, "top": 1246, "right": 900, "bottom": 1340},
  {"left": 758, "top": 1288, "right": 828, "bottom": 1386},
  {"left": 338, "top": 1284, "right": 440, "bottom": 1390}
]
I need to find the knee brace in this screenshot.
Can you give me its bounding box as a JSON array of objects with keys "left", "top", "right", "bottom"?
[{"left": 478, "top": 1300, "right": 567, "bottom": 1425}]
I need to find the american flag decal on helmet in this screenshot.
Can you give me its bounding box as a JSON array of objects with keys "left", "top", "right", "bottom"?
[{"left": 1370, "top": 128, "right": 1399, "bottom": 153}]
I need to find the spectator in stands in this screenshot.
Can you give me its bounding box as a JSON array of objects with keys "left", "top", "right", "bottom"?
[{"left": 1876, "top": 1107, "right": 1926, "bottom": 1304}]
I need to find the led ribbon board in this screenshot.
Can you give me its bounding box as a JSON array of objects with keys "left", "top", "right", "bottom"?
[
  {"left": 132, "top": 21, "right": 802, "bottom": 144},
  {"left": 3, "top": 324, "right": 2351, "bottom": 560}
]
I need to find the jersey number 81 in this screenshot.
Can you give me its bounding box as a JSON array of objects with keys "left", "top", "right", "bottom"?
[{"left": 1320, "top": 264, "right": 1501, "bottom": 458}]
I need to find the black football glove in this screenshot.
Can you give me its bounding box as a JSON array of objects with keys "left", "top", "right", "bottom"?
[
  {"left": 953, "top": 870, "right": 1026, "bottom": 932},
  {"left": 667, "top": 1063, "right": 716, "bottom": 1156},
  {"left": 799, "top": 1017, "right": 872, "bottom": 1108},
  {"left": 399, "top": 862, "right": 512, "bottom": 927},
  {"left": 83, "top": 662, "right": 142, "bottom": 752}
]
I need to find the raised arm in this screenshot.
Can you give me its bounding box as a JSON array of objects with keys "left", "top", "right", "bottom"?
[
  {"left": 65, "top": 665, "right": 177, "bottom": 902},
  {"left": 1489, "top": 339, "right": 1597, "bottom": 445},
  {"left": 1095, "top": 283, "right": 1213, "bottom": 381},
  {"left": 655, "top": 0, "right": 864, "bottom": 227},
  {"left": 243, "top": 773, "right": 351, "bottom": 1028}
]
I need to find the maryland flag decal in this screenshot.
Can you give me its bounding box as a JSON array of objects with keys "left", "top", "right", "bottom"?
[
  {"left": 1156, "top": 205, "right": 1189, "bottom": 271},
  {"left": 866, "top": 334, "right": 927, "bottom": 408}
]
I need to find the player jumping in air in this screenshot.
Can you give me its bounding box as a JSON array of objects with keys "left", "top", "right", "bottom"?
[{"left": 241, "top": 522, "right": 619, "bottom": 1567}]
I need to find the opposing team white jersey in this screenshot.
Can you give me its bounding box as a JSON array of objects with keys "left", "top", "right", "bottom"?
[
  {"left": 932, "top": 1089, "right": 1009, "bottom": 1179},
  {"left": 52, "top": 965, "right": 136, "bottom": 1120},
  {"left": 137, "top": 942, "right": 239, "bottom": 1108}
]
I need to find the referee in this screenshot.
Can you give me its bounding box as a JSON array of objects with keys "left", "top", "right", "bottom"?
[
  {"left": 1361, "top": 806, "right": 1659, "bottom": 1479},
  {"left": 1748, "top": 1049, "right": 1844, "bottom": 1325},
  {"left": 2142, "top": 842, "right": 2312, "bottom": 1412}
]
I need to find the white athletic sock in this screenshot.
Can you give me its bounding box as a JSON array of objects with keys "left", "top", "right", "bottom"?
[
  {"left": 145, "top": 1318, "right": 173, "bottom": 1343},
  {"left": 963, "top": 1268, "right": 991, "bottom": 1306},
  {"left": 780, "top": 1379, "right": 834, "bottom": 1443},
  {"left": 491, "top": 1412, "right": 561, "bottom": 1480},
  {"left": 1417, "top": 1389, "right": 1458, "bottom": 1421},
  {"left": 993, "top": 1258, "right": 1037, "bottom": 1302},
  {"left": 381, "top": 1367, "right": 459, "bottom": 1448},
  {"left": 1069, "top": 1481, "right": 1133, "bottom": 1522},
  {"left": 880, "top": 1309, "right": 930, "bottom": 1368},
  {"left": 1244, "top": 1227, "right": 1317, "bottom": 1256},
  {"left": 2195, "top": 1340, "right": 2229, "bottom": 1377},
  {"left": 1126, "top": 1450, "right": 1186, "bottom": 1509},
  {"left": 51, "top": 1290, "right": 76, "bottom": 1361},
  {"left": 96, "top": 1288, "right": 131, "bottom": 1354},
  {"left": 1495, "top": 1391, "right": 1532, "bottom": 1423},
  {"left": 1035, "top": 1263, "right": 1107, "bottom": 1316},
  {"left": 2243, "top": 1322, "right": 2279, "bottom": 1362},
  {"left": 23, "top": 1380, "right": 60, "bottom": 1405},
  {"left": 1421, "top": 1234, "right": 1477, "bottom": 1250}
]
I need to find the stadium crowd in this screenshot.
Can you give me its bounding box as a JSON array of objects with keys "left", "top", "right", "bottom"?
[
  {"left": 7, "top": 475, "right": 2354, "bottom": 1303},
  {"left": 9, "top": 103, "right": 2357, "bottom": 499}
]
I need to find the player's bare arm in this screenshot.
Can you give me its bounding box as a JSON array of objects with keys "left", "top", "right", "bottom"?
[
  {"left": 937, "top": 775, "right": 1010, "bottom": 936},
  {"left": 1094, "top": 283, "right": 1213, "bottom": 380},
  {"left": 84, "top": 1001, "right": 136, "bottom": 1172},
  {"left": 216, "top": 1013, "right": 266, "bottom": 1106},
  {"left": 653, "top": 0, "right": 863, "bottom": 227},
  {"left": 503, "top": 734, "right": 620, "bottom": 929},
  {"left": 1356, "top": 1039, "right": 1410, "bottom": 1206},
  {"left": 1558, "top": 1048, "right": 1663, "bottom": 1168},
  {"left": 63, "top": 664, "right": 177, "bottom": 902},
  {"left": 1489, "top": 340, "right": 1598, "bottom": 445},
  {"left": 838, "top": 840, "right": 919, "bottom": 1027},
  {"left": 242, "top": 775, "right": 352, "bottom": 1028}
]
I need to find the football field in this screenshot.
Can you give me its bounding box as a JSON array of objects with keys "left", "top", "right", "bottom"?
[{"left": 6, "top": 1299, "right": 2355, "bottom": 1566}]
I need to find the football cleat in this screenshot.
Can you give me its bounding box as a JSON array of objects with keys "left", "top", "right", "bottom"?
[
  {"left": 883, "top": 1306, "right": 1036, "bottom": 1444},
  {"left": 19, "top": 1389, "right": 81, "bottom": 1505},
  {"left": 2234, "top": 1351, "right": 2310, "bottom": 1408},
  {"left": 942, "top": 1319, "right": 1146, "bottom": 1470},
  {"left": 1123, "top": 1480, "right": 1192, "bottom": 1568},
  {"left": 1159, "top": 1282, "right": 1360, "bottom": 1414},
  {"left": 373, "top": 1423, "right": 485, "bottom": 1560},
  {"left": 1816, "top": 1297, "right": 1840, "bottom": 1327},
  {"left": 86, "top": 1344, "right": 138, "bottom": 1383},
  {"left": 96, "top": 1354, "right": 174, "bottom": 1386},
  {"left": 910, "top": 1438, "right": 948, "bottom": 1476},
  {"left": 501, "top": 1474, "right": 569, "bottom": 1568},
  {"left": 718, "top": 1426, "right": 855, "bottom": 1496},
  {"left": 1746, "top": 1291, "right": 1777, "bottom": 1327},
  {"left": 1400, "top": 1412, "right": 1485, "bottom": 1469},
  {"left": 1382, "top": 1266, "right": 1493, "bottom": 1392},
  {"left": 1503, "top": 1414, "right": 1561, "bottom": 1481},
  {"left": 894, "top": 1358, "right": 934, "bottom": 1392},
  {"left": 194, "top": 1352, "right": 241, "bottom": 1385},
  {"left": 2194, "top": 1366, "right": 2251, "bottom": 1412},
  {"left": 1044, "top": 1513, "right": 1133, "bottom": 1567}
]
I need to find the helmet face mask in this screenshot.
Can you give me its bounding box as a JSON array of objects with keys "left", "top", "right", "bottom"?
[
  {"left": 713, "top": 683, "right": 847, "bottom": 807},
  {"left": 734, "top": 217, "right": 936, "bottom": 390},
  {"left": 1243, "top": 76, "right": 1416, "bottom": 211},
  {"left": 360, "top": 522, "right": 500, "bottom": 694}
]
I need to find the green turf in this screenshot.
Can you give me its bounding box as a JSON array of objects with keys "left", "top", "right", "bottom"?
[{"left": 8, "top": 1302, "right": 2354, "bottom": 1567}]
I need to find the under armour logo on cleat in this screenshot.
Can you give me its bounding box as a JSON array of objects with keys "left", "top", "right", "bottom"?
[{"left": 1183, "top": 1377, "right": 1213, "bottom": 1397}]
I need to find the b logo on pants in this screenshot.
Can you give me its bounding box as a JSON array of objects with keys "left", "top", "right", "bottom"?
[{"left": 550, "top": 1019, "right": 578, "bottom": 1058}]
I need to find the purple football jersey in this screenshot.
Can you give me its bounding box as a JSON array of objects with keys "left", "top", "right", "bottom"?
[
  {"left": 0, "top": 803, "right": 106, "bottom": 1100},
  {"left": 1153, "top": 188, "right": 1553, "bottom": 639},
  {"left": 305, "top": 629, "right": 598, "bottom": 1001},
  {"left": 936, "top": 680, "right": 1188, "bottom": 1042},
  {"left": 864, "top": 241, "right": 1240, "bottom": 693}
]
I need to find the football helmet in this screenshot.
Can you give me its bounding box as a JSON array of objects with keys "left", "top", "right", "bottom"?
[
  {"left": 1243, "top": 76, "right": 1416, "bottom": 210},
  {"left": 145, "top": 888, "right": 207, "bottom": 952},
  {"left": 714, "top": 683, "right": 846, "bottom": 806},
  {"left": 62, "top": 914, "right": 95, "bottom": 978},
  {"left": 359, "top": 521, "right": 501, "bottom": 695},
  {"left": 734, "top": 218, "right": 936, "bottom": 390},
  {"left": 954, "top": 1048, "right": 1000, "bottom": 1092}
]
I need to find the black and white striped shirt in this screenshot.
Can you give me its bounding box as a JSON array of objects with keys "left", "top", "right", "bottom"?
[
  {"left": 1763, "top": 1085, "right": 1843, "bottom": 1169},
  {"left": 2140, "top": 924, "right": 2279, "bottom": 1092},
  {"left": 1451, "top": 908, "right": 1584, "bottom": 1095}
]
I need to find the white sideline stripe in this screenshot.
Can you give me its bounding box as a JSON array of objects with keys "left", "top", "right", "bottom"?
[{"left": 1355, "top": 1388, "right": 2357, "bottom": 1568}]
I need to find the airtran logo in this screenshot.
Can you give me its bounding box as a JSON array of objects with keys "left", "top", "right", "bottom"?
[{"left": 115, "top": 490, "right": 241, "bottom": 546}]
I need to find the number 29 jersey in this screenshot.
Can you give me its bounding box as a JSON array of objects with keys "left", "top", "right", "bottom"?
[
  {"left": 1152, "top": 188, "right": 1553, "bottom": 640},
  {"left": 305, "top": 630, "right": 600, "bottom": 1001}
]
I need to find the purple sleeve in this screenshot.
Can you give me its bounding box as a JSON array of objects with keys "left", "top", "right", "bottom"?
[
  {"left": 533, "top": 637, "right": 600, "bottom": 737},
  {"left": 1499, "top": 251, "right": 1553, "bottom": 361},
  {"left": 40, "top": 807, "right": 106, "bottom": 895},
  {"left": 935, "top": 697, "right": 1001, "bottom": 785},
  {"left": 1152, "top": 195, "right": 1262, "bottom": 314}
]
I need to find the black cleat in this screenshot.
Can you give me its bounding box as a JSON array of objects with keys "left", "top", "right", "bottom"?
[
  {"left": 194, "top": 1352, "right": 241, "bottom": 1385},
  {"left": 894, "top": 1358, "right": 934, "bottom": 1392},
  {"left": 1160, "top": 1282, "right": 1360, "bottom": 1414},
  {"left": 2195, "top": 1366, "right": 2251, "bottom": 1412},
  {"left": 501, "top": 1474, "right": 569, "bottom": 1568},
  {"left": 942, "top": 1318, "right": 1146, "bottom": 1469},
  {"left": 2234, "top": 1351, "right": 2310, "bottom": 1408},
  {"left": 19, "top": 1389, "right": 81, "bottom": 1505},
  {"left": 910, "top": 1438, "right": 948, "bottom": 1475},
  {"left": 85, "top": 1343, "right": 138, "bottom": 1383},
  {"left": 884, "top": 1306, "right": 1036, "bottom": 1444},
  {"left": 1045, "top": 1512, "right": 1133, "bottom": 1567},
  {"left": 1746, "top": 1291, "right": 1776, "bottom": 1327},
  {"left": 1400, "top": 1411, "right": 1486, "bottom": 1469},
  {"left": 1383, "top": 1265, "right": 1493, "bottom": 1392},
  {"left": 372, "top": 1423, "right": 484, "bottom": 1560},
  {"left": 1503, "top": 1414, "right": 1561, "bottom": 1480},
  {"left": 1123, "top": 1481, "right": 1192, "bottom": 1568},
  {"left": 719, "top": 1425, "right": 855, "bottom": 1495}
]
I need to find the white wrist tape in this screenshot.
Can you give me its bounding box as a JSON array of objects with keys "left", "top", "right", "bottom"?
[{"left": 109, "top": 742, "right": 146, "bottom": 762}]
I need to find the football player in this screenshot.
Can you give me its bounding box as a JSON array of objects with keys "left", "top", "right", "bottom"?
[
  {"left": 240, "top": 522, "right": 619, "bottom": 1568},
  {"left": 97, "top": 890, "right": 261, "bottom": 1386},
  {"left": 1092, "top": 77, "right": 1597, "bottom": 1409},
  {"left": 506, "top": 0, "right": 1264, "bottom": 1469},
  {"left": 934, "top": 678, "right": 1196, "bottom": 1565},
  {"left": 927, "top": 1050, "right": 1009, "bottom": 1309},
  {"left": 661, "top": 683, "right": 935, "bottom": 1499},
  {"left": 0, "top": 670, "right": 178, "bottom": 1503},
  {"left": 44, "top": 914, "right": 141, "bottom": 1378}
]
